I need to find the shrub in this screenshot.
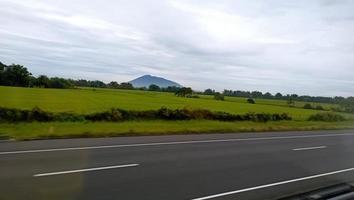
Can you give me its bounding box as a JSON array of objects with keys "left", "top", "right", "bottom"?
[
  {"left": 0, "top": 107, "right": 293, "bottom": 123},
  {"left": 214, "top": 92, "right": 224, "bottom": 101},
  {"left": 247, "top": 98, "right": 255, "bottom": 104},
  {"left": 315, "top": 105, "right": 324, "bottom": 110},
  {"left": 308, "top": 112, "right": 345, "bottom": 122},
  {"left": 303, "top": 103, "right": 313, "bottom": 109}
]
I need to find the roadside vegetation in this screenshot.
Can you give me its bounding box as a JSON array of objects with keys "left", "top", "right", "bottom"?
[
  {"left": 0, "top": 107, "right": 292, "bottom": 123},
  {"left": 1, "top": 120, "right": 354, "bottom": 140}
]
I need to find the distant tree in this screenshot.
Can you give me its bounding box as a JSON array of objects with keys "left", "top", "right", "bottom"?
[
  {"left": 263, "top": 92, "right": 273, "bottom": 99},
  {"left": 247, "top": 98, "right": 255, "bottom": 104},
  {"left": 162, "top": 86, "right": 180, "bottom": 93},
  {"left": 89, "top": 80, "right": 106, "bottom": 88},
  {"left": 0, "top": 62, "right": 5, "bottom": 71},
  {"left": 204, "top": 89, "right": 215, "bottom": 95},
  {"left": 275, "top": 92, "right": 283, "bottom": 99},
  {"left": 303, "top": 103, "right": 313, "bottom": 109},
  {"left": 251, "top": 91, "right": 263, "bottom": 98},
  {"left": 149, "top": 84, "right": 160, "bottom": 91},
  {"left": 0, "top": 62, "right": 5, "bottom": 84},
  {"left": 214, "top": 92, "right": 224, "bottom": 101},
  {"left": 175, "top": 87, "right": 193, "bottom": 97},
  {"left": 119, "top": 82, "right": 133, "bottom": 89},
  {"left": 315, "top": 105, "right": 324, "bottom": 110},
  {"left": 108, "top": 81, "right": 120, "bottom": 88},
  {"left": 290, "top": 94, "right": 298, "bottom": 98},
  {"left": 48, "top": 77, "right": 73, "bottom": 89},
  {"left": 35, "top": 75, "right": 50, "bottom": 88},
  {"left": 1, "top": 64, "right": 32, "bottom": 87}
]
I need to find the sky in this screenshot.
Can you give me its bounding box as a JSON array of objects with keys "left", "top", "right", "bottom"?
[{"left": 0, "top": 0, "right": 354, "bottom": 96}]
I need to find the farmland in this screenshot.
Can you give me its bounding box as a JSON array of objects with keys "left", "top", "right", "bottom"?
[
  {"left": 0, "top": 86, "right": 353, "bottom": 140},
  {"left": 0, "top": 86, "right": 337, "bottom": 120}
]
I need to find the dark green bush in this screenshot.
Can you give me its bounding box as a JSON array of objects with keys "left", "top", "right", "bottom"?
[
  {"left": 247, "top": 98, "right": 255, "bottom": 104},
  {"left": 308, "top": 112, "right": 345, "bottom": 122},
  {"left": 0, "top": 107, "right": 292, "bottom": 123},
  {"left": 315, "top": 105, "right": 324, "bottom": 110},
  {"left": 303, "top": 104, "right": 313, "bottom": 109}
]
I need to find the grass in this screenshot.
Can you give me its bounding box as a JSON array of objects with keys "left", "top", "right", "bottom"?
[
  {"left": 1, "top": 86, "right": 353, "bottom": 140},
  {"left": 1, "top": 120, "right": 354, "bottom": 140},
  {"left": 0, "top": 86, "right": 341, "bottom": 120}
]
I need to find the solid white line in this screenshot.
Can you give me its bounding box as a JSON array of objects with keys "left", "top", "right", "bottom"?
[
  {"left": 293, "top": 146, "right": 327, "bottom": 151},
  {"left": 33, "top": 164, "right": 139, "bottom": 177},
  {"left": 192, "top": 167, "right": 354, "bottom": 200},
  {"left": 1, "top": 132, "right": 354, "bottom": 155}
]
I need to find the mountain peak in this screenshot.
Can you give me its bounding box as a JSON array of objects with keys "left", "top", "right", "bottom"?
[{"left": 129, "top": 75, "right": 182, "bottom": 88}]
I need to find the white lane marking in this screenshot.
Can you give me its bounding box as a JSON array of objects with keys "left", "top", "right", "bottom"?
[
  {"left": 293, "top": 146, "right": 327, "bottom": 151},
  {"left": 192, "top": 167, "right": 354, "bottom": 200},
  {"left": 33, "top": 164, "right": 139, "bottom": 177},
  {"left": 1, "top": 132, "right": 354, "bottom": 155}
]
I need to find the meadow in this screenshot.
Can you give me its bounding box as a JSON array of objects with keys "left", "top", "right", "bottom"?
[
  {"left": 0, "top": 86, "right": 353, "bottom": 140},
  {"left": 0, "top": 86, "right": 337, "bottom": 120}
]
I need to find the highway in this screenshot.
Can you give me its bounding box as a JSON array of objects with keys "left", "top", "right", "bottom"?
[{"left": 1, "top": 130, "right": 354, "bottom": 200}]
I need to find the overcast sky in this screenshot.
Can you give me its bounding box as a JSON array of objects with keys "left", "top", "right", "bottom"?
[{"left": 1, "top": 0, "right": 354, "bottom": 96}]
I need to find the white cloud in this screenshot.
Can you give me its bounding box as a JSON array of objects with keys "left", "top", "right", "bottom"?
[{"left": 0, "top": 0, "right": 353, "bottom": 96}]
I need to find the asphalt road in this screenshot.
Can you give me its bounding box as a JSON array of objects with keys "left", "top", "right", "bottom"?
[{"left": 1, "top": 130, "right": 354, "bottom": 200}]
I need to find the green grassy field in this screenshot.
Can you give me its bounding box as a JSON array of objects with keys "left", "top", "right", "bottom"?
[
  {"left": 0, "top": 86, "right": 353, "bottom": 140},
  {"left": 0, "top": 86, "right": 339, "bottom": 120},
  {"left": 1, "top": 120, "right": 354, "bottom": 140}
]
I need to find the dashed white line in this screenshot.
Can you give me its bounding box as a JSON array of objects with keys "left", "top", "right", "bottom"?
[
  {"left": 191, "top": 167, "right": 354, "bottom": 200},
  {"left": 1, "top": 132, "right": 354, "bottom": 155},
  {"left": 293, "top": 146, "right": 327, "bottom": 151},
  {"left": 33, "top": 164, "right": 139, "bottom": 177}
]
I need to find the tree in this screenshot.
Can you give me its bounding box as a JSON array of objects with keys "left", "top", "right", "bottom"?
[
  {"left": 214, "top": 92, "right": 224, "bottom": 101},
  {"left": 247, "top": 98, "right": 255, "bottom": 104},
  {"left": 0, "top": 62, "right": 5, "bottom": 84},
  {"left": 275, "top": 92, "right": 283, "bottom": 99},
  {"left": 119, "top": 82, "right": 133, "bottom": 89},
  {"left": 48, "top": 77, "right": 73, "bottom": 88},
  {"left": 204, "top": 89, "right": 215, "bottom": 95},
  {"left": 148, "top": 84, "right": 160, "bottom": 91},
  {"left": 35, "top": 75, "right": 50, "bottom": 88},
  {"left": 108, "top": 81, "right": 119, "bottom": 88},
  {"left": 89, "top": 80, "right": 106, "bottom": 88},
  {"left": 175, "top": 87, "right": 193, "bottom": 97},
  {"left": 263, "top": 92, "right": 273, "bottom": 99},
  {"left": 1, "top": 64, "right": 32, "bottom": 87},
  {"left": 251, "top": 91, "right": 262, "bottom": 98}
]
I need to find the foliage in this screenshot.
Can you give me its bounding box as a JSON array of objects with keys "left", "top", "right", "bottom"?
[
  {"left": 148, "top": 84, "right": 160, "bottom": 91},
  {"left": 175, "top": 87, "right": 193, "bottom": 97},
  {"left": 303, "top": 103, "right": 313, "bottom": 109},
  {"left": 204, "top": 89, "right": 215, "bottom": 95},
  {"left": 315, "top": 105, "right": 324, "bottom": 110},
  {"left": 214, "top": 92, "right": 224, "bottom": 101},
  {"left": 0, "top": 64, "right": 32, "bottom": 87},
  {"left": 308, "top": 112, "right": 346, "bottom": 122},
  {"left": 247, "top": 98, "right": 255, "bottom": 104},
  {"left": 0, "top": 107, "right": 292, "bottom": 123}
]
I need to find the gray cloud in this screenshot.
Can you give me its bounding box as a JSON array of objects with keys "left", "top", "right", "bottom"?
[{"left": 0, "top": 0, "right": 353, "bottom": 96}]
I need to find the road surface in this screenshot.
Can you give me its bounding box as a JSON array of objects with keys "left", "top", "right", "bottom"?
[{"left": 1, "top": 130, "right": 354, "bottom": 200}]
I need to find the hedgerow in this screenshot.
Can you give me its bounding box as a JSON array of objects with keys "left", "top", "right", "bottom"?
[{"left": 0, "top": 107, "right": 292, "bottom": 123}]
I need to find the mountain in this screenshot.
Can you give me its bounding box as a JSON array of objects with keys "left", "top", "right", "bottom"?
[{"left": 129, "top": 75, "right": 182, "bottom": 88}]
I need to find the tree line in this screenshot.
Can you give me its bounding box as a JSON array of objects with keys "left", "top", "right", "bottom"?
[
  {"left": 204, "top": 88, "right": 354, "bottom": 112},
  {"left": 0, "top": 62, "right": 134, "bottom": 89}
]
